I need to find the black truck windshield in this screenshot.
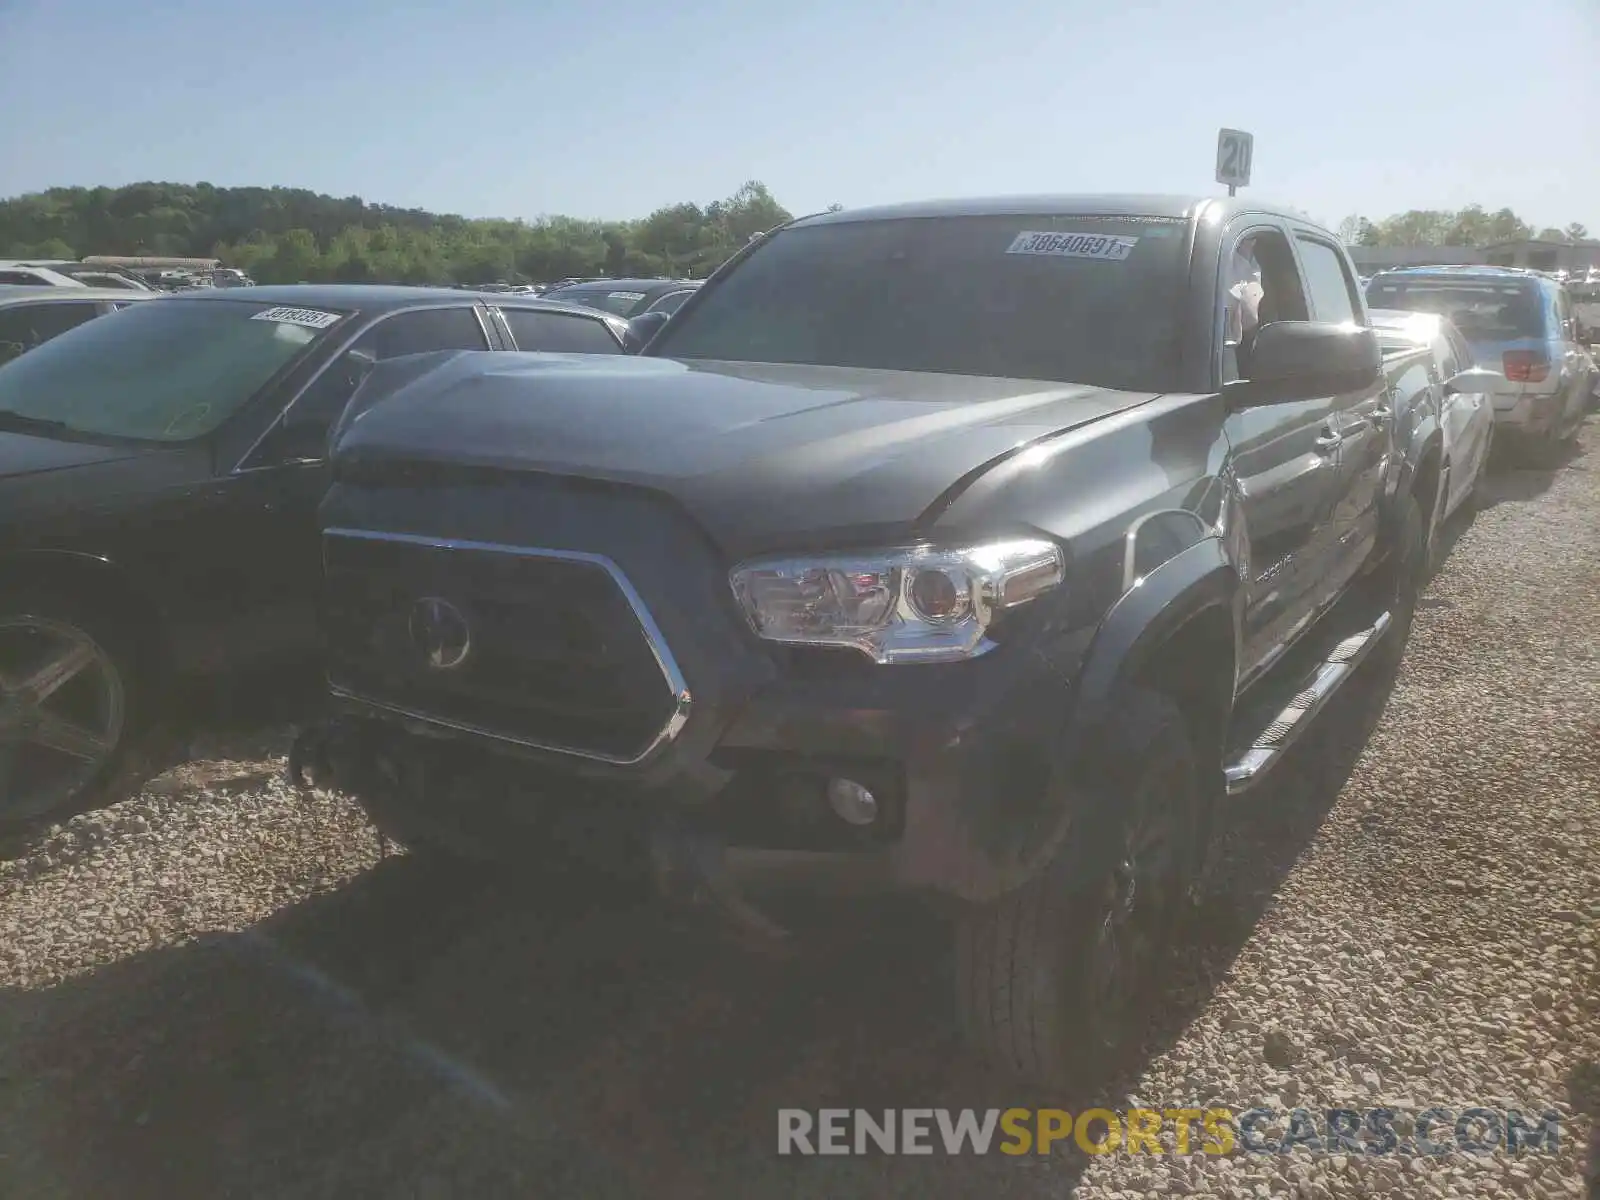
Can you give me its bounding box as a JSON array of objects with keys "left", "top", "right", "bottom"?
[
  {"left": 0, "top": 298, "right": 344, "bottom": 443},
  {"left": 649, "top": 214, "right": 1189, "bottom": 391}
]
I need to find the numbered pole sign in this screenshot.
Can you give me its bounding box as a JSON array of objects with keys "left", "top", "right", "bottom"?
[{"left": 1216, "top": 128, "right": 1254, "bottom": 193}]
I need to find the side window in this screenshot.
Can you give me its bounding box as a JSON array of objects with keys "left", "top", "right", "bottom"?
[
  {"left": 501, "top": 309, "right": 622, "bottom": 354},
  {"left": 1295, "top": 238, "right": 1362, "bottom": 325},
  {"left": 1222, "top": 228, "right": 1310, "bottom": 383},
  {"left": 363, "top": 306, "right": 489, "bottom": 358},
  {"left": 1390, "top": 359, "right": 1434, "bottom": 420},
  {"left": 0, "top": 302, "right": 101, "bottom": 363},
  {"left": 0, "top": 271, "right": 44, "bottom": 286},
  {"left": 248, "top": 306, "right": 489, "bottom": 466},
  {"left": 1435, "top": 335, "right": 1459, "bottom": 380},
  {"left": 647, "top": 290, "right": 694, "bottom": 315}
]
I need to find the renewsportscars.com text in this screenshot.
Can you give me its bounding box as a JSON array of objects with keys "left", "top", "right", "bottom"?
[{"left": 777, "top": 1107, "right": 1563, "bottom": 1157}]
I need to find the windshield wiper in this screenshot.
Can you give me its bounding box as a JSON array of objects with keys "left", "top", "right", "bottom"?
[{"left": 0, "top": 412, "right": 81, "bottom": 437}]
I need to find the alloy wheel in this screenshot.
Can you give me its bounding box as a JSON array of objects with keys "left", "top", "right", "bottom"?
[{"left": 0, "top": 616, "right": 125, "bottom": 821}]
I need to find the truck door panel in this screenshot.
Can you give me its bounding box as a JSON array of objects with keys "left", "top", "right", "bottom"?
[
  {"left": 1292, "top": 234, "right": 1389, "bottom": 600},
  {"left": 1217, "top": 222, "right": 1343, "bottom": 684}
]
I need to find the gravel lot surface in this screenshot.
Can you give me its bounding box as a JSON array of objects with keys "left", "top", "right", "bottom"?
[{"left": 1, "top": 425, "right": 1596, "bottom": 1200}]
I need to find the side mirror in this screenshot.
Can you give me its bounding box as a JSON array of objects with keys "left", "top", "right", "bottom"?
[
  {"left": 347, "top": 347, "right": 378, "bottom": 384},
  {"left": 1240, "top": 322, "right": 1382, "bottom": 400},
  {"left": 622, "top": 310, "right": 672, "bottom": 353},
  {"left": 1443, "top": 366, "right": 1502, "bottom": 397}
]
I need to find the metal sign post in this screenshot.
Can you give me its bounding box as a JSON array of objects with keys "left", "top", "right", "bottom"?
[{"left": 1216, "top": 128, "right": 1254, "bottom": 196}]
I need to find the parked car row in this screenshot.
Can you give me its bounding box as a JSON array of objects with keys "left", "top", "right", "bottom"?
[
  {"left": 1365, "top": 265, "right": 1596, "bottom": 462},
  {"left": 0, "top": 286, "right": 158, "bottom": 365},
  {"left": 0, "top": 195, "right": 1590, "bottom": 1086},
  {"left": 0, "top": 260, "right": 155, "bottom": 291},
  {"left": 0, "top": 284, "right": 632, "bottom": 819}
]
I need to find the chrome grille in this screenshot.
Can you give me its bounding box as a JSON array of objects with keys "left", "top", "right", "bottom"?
[{"left": 322, "top": 529, "right": 690, "bottom": 764}]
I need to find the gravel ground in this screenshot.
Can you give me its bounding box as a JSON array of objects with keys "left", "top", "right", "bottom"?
[{"left": 0, "top": 424, "right": 1595, "bottom": 1200}]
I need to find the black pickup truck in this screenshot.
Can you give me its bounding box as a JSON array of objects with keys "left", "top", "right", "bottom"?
[{"left": 299, "top": 195, "right": 1434, "bottom": 1081}]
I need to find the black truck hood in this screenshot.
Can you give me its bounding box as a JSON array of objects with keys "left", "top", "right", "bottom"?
[{"left": 332, "top": 351, "right": 1160, "bottom": 554}]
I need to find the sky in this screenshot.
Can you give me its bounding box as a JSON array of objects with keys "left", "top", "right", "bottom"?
[{"left": 2, "top": 0, "right": 1597, "bottom": 232}]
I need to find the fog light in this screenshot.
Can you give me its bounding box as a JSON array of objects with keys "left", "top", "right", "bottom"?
[{"left": 826, "top": 777, "right": 878, "bottom": 826}]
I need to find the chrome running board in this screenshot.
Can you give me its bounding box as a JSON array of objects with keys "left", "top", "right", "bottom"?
[{"left": 1224, "top": 610, "right": 1393, "bottom": 795}]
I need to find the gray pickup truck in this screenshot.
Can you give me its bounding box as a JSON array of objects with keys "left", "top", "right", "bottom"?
[{"left": 297, "top": 195, "right": 1455, "bottom": 1082}]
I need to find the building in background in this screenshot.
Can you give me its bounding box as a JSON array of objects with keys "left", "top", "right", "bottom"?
[
  {"left": 1481, "top": 239, "right": 1600, "bottom": 274},
  {"left": 1349, "top": 240, "right": 1600, "bottom": 276}
]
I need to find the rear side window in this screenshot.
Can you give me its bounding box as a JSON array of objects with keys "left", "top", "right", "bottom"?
[
  {"left": 647, "top": 289, "right": 695, "bottom": 315},
  {"left": 1364, "top": 279, "right": 1546, "bottom": 340},
  {"left": 0, "top": 301, "right": 103, "bottom": 362},
  {"left": 1295, "top": 238, "right": 1361, "bottom": 324},
  {"left": 501, "top": 309, "right": 622, "bottom": 354}
]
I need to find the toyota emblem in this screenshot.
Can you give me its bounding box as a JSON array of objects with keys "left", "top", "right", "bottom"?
[{"left": 408, "top": 596, "right": 472, "bottom": 671}]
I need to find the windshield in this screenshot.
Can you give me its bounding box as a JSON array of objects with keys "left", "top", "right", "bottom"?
[
  {"left": 647, "top": 214, "right": 1190, "bottom": 390},
  {"left": 0, "top": 298, "right": 345, "bottom": 442},
  {"left": 1364, "top": 279, "right": 1545, "bottom": 341},
  {"left": 542, "top": 286, "right": 649, "bottom": 316}
]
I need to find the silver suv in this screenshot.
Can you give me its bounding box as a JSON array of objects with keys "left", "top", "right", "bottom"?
[{"left": 1366, "top": 266, "right": 1592, "bottom": 458}]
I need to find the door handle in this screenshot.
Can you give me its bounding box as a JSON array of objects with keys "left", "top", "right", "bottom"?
[{"left": 1314, "top": 430, "right": 1342, "bottom": 454}]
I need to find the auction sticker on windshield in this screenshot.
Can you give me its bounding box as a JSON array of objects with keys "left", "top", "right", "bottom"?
[
  {"left": 1006, "top": 231, "right": 1139, "bottom": 261},
  {"left": 249, "top": 306, "right": 343, "bottom": 330},
  {"left": 608, "top": 291, "right": 647, "bottom": 303}
]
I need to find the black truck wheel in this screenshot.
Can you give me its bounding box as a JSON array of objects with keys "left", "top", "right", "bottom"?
[
  {"left": 0, "top": 588, "right": 141, "bottom": 827},
  {"left": 955, "top": 686, "right": 1199, "bottom": 1083}
]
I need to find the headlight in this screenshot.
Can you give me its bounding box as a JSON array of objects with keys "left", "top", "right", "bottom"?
[{"left": 729, "top": 539, "right": 1065, "bottom": 664}]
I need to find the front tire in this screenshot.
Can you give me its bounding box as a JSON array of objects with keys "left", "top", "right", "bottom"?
[
  {"left": 0, "top": 589, "right": 142, "bottom": 827},
  {"left": 955, "top": 686, "right": 1200, "bottom": 1083}
]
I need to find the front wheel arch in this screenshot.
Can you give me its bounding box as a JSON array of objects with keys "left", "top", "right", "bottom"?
[
  {"left": 1067, "top": 536, "right": 1241, "bottom": 754},
  {"left": 0, "top": 551, "right": 169, "bottom": 675}
]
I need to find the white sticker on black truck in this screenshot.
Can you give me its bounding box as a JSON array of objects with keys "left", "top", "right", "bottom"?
[
  {"left": 1005, "top": 231, "right": 1139, "bottom": 261},
  {"left": 249, "top": 305, "right": 343, "bottom": 330}
]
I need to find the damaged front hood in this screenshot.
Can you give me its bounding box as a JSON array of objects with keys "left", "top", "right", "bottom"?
[{"left": 331, "top": 350, "right": 1159, "bottom": 554}]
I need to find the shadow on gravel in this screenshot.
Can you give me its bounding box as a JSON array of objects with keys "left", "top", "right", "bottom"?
[
  {"left": 1571, "top": 1060, "right": 1600, "bottom": 1199},
  {"left": 1479, "top": 431, "right": 1587, "bottom": 509},
  {"left": 0, "top": 666, "right": 1405, "bottom": 1199}
]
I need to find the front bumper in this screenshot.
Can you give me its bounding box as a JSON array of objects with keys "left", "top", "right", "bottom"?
[
  {"left": 325, "top": 621, "right": 1090, "bottom": 908},
  {"left": 316, "top": 475, "right": 1098, "bottom": 906}
]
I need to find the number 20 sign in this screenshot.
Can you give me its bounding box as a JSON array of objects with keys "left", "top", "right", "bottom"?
[{"left": 1216, "top": 128, "right": 1254, "bottom": 190}]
